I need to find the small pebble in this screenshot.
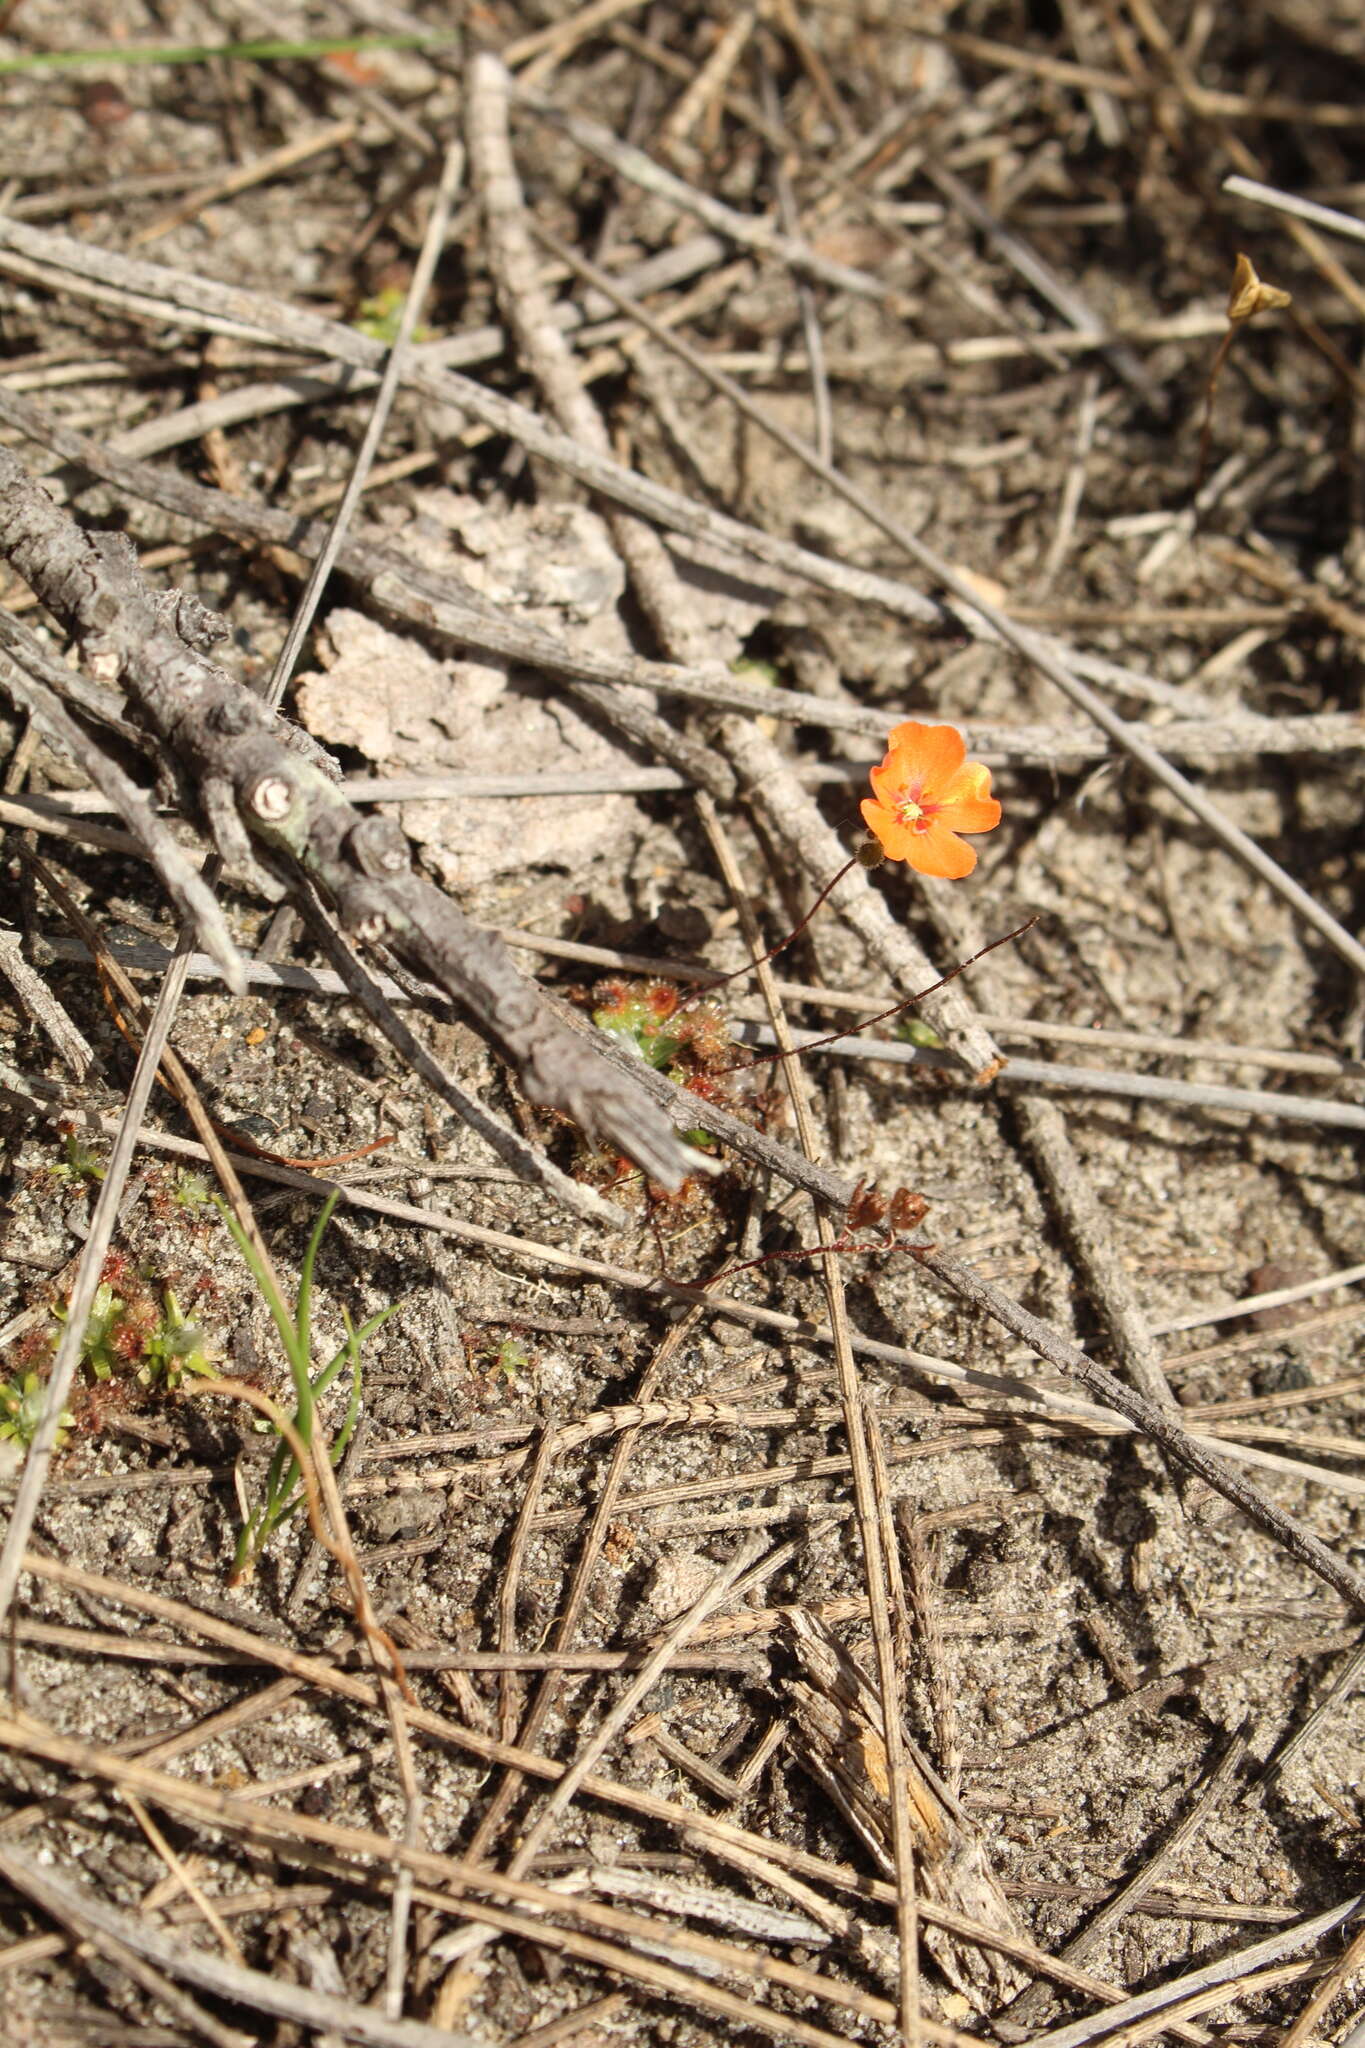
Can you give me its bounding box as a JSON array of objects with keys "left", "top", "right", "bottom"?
[
  {"left": 79, "top": 80, "right": 132, "bottom": 131},
  {"left": 1242, "top": 1260, "right": 1317, "bottom": 1333}
]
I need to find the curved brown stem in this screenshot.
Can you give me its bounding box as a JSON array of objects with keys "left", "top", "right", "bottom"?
[
  {"left": 685, "top": 855, "right": 859, "bottom": 1007},
  {"left": 719, "top": 916, "right": 1039, "bottom": 1073}
]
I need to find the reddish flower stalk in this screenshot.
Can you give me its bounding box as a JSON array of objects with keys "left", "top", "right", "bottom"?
[{"left": 718, "top": 916, "right": 1039, "bottom": 1075}]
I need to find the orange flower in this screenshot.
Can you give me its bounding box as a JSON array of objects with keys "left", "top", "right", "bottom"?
[{"left": 860, "top": 722, "right": 1001, "bottom": 879}]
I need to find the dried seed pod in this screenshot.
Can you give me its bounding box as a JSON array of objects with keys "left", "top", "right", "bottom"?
[
  {"left": 846, "top": 1179, "right": 888, "bottom": 1230},
  {"left": 889, "top": 1187, "right": 929, "bottom": 1231}
]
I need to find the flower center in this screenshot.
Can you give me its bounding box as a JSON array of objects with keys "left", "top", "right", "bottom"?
[{"left": 894, "top": 790, "right": 938, "bottom": 830}]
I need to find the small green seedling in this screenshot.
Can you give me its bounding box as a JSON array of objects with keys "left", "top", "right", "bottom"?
[
  {"left": 354, "top": 286, "right": 429, "bottom": 345},
  {"left": 593, "top": 981, "right": 692, "bottom": 1074},
  {"left": 48, "top": 1132, "right": 106, "bottom": 1186},
  {"left": 52, "top": 1279, "right": 126, "bottom": 1382},
  {"left": 487, "top": 1335, "right": 530, "bottom": 1388},
  {"left": 47, "top": 1265, "right": 214, "bottom": 1390},
  {"left": 591, "top": 979, "right": 729, "bottom": 1154},
  {"left": 729, "top": 655, "right": 779, "bottom": 687},
  {"left": 895, "top": 1016, "right": 945, "bottom": 1050},
  {"left": 215, "top": 1190, "right": 396, "bottom": 1579},
  {"left": 0, "top": 1369, "right": 73, "bottom": 1451},
  {"left": 137, "top": 1288, "right": 215, "bottom": 1389}
]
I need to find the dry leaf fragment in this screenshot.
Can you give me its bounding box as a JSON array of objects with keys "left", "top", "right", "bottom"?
[
  {"left": 1228, "top": 252, "right": 1292, "bottom": 323},
  {"left": 783, "top": 1612, "right": 1030, "bottom": 2009}
]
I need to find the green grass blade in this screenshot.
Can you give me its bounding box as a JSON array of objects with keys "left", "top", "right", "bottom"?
[
  {"left": 295, "top": 1189, "right": 339, "bottom": 1372},
  {"left": 0, "top": 33, "right": 455, "bottom": 74},
  {"left": 329, "top": 1314, "right": 366, "bottom": 1468},
  {"left": 311, "top": 1304, "right": 396, "bottom": 1404},
  {"left": 208, "top": 1196, "right": 396, "bottom": 1573},
  {"left": 212, "top": 1200, "right": 304, "bottom": 1376}
]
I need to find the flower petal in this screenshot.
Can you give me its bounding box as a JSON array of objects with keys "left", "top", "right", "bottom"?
[
  {"left": 941, "top": 759, "right": 995, "bottom": 805},
  {"left": 860, "top": 797, "right": 915, "bottom": 862},
  {"left": 938, "top": 759, "right": 1001, "bottom": 836},
  {"left": 901, "top": 819, "right": 977, "bottom": 879},
  {"left": 939, "top": 792, "right": 1002, "bottom": 835},
  {"left": 868, "top": 756, "right": 907, "bottom": 805},
  {"left": 885, "top": 721, "right": 967, "bottom": 794}
]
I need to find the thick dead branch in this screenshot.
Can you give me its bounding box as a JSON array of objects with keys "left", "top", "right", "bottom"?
[
  {"left": 0, "top": 219, "right": 1269, "bottom": 727},
  {"left": 291, "top": 883, "right": 628, "bottom": 1230},
  {"left": 0, "top": 606, "right": 244, "bottom": 992},
  {"left": 0, "top": 446, "right": 699, "bottom": 1194}
]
